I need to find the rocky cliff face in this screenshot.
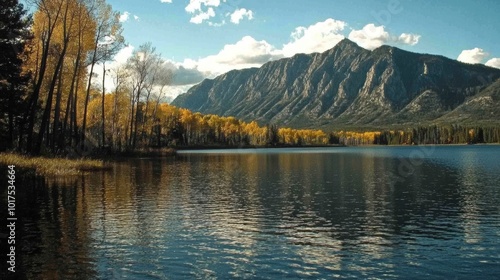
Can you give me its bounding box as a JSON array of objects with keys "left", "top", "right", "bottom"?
[{"left": 172, "top": 39, "right": 500, "bottom": 128}]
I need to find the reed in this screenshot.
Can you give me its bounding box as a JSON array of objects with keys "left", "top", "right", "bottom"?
[{"left": 0, "top": 153, "right": 112, "bottom": 176}]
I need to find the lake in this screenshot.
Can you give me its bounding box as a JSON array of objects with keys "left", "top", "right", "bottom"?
[{"left": 3, "top": 146, "right": 500, "bottom": 279}]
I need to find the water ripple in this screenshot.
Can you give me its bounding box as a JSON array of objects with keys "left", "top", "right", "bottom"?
[{"left": 11, "top": 146, "right": 500, "bottom": 279}]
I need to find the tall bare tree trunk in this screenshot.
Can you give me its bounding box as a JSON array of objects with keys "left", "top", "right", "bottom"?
[{"left": 101, "top": 60, "right": 106, "bottom": 147}]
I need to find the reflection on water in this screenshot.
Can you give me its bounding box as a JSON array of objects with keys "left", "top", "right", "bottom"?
[{"left": 6, "top": 146, "right": 500, "bottom": 279}]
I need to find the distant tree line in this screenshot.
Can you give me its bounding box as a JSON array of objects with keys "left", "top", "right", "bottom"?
[
  {"left": 86, "top": 102, "right": 332, "bottom": 149},
  {"left": 373, "top": 125, "right": 500, "bottom": 145}
]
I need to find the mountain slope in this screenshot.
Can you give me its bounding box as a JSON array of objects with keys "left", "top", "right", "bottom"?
[
  {"left": 436, "top": 78, "right": 500, "bottom": 124},
  {"left": 172, "top": 39, "right": 500, "bottom": 128}
]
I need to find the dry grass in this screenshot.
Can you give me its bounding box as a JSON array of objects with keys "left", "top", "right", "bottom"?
[{"left": 0, "top": 153, "right": 112, "bottom": 176}]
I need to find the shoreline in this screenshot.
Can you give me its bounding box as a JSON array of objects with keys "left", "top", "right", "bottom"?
[
  {"left": 2, "top": 143, "right": 498, "bottom": 175},
  {"left": 174, "top": 142, "right": 500, "bottom": 151},
  {"left": 0, "top": 153, "right": 112, "bottom": 176},
  {"left": 174, "top": 144, "right": 346, "bottom": 151}
]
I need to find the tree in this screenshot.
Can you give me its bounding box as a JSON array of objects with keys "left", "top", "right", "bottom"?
[
  {"left": 81, "top": 0, "right": 123, "bottom": 150},
  {"left": 0, "top": 0, "right": 31, "bottom": 150},
  {"left": 142, "top": 59, "right": 172, "bottom": 145},
  {"left": 109, "top": 64, "right": 129, "bottom": 149},
  {"left": 23, "top": 0, "right": 66, "bottom": 154},
  {"left": 125, "top": 42, "right": 165, "bottom": 148},
  {"left": 36, "top": 0, "right": 79, "bottom": 153},
  {"left": 266, "top": 124, "right": 280, "bottom": 146},
  {"left": 61, "top": 1, "right": 96, "bottom": 148}
]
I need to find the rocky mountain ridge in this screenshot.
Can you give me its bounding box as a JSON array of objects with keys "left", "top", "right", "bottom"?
[{"left": 172, "top": 39, "right": 500, "bottom": 128}]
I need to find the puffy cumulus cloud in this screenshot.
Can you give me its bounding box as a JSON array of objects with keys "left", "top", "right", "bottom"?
[
  {"left": 457, "top": 48, "right": 489, "bottom": 64},
  {"left": 185, "top": 0, "right": 222, "bottom": 13},
  {"left": 194, "top": 36, "right": 283, "bottom": 74},
  {"left": 229, "top": 8, "right": 253, "bottom": 24},
  {"left": 189, "top": 7, "right": 215, "bottom": 24},
  {"left": 185, "top": 0, "right": 255, "bottom": 26},
  {"left": 160, "top": 0, "right": 172, "bottom": 3},
  {"left": 152, "top": 37, "right": 281, "bottom": 83},
  {"left": 485, "top": 58, "right": 500, "bottom": 69},
  {"left": 348, "top": 24, "right": 390, "bottom": 50},
  {"left": 348, "top": 24, "right": 421, "bottom": 50},
  {"left": 185, "top": 0, "right": 225, "bottom": 24},
  {"left": 398, "top": 33, "right": 420, "bottom": 46},
  {"left": 281, "top": 18, "right": 347, "bottom": 57}
]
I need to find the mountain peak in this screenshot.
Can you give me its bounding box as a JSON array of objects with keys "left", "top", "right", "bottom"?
[
  {"left": 335, "top": 38, "right": 361, "bottom": 49},
  {"left": 173, "top": 41, "right": 500, "bottom": 128}
]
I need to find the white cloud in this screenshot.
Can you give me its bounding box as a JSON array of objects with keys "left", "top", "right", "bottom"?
[
  {"left": 457, "top": 48, "right": 489, "bottom": 64},
  {"left": 348, "top": 24, "right": 421, "bottom": 50},
  {"left": 119, "top": 11, "right": 140, "bottom": 23},
  {"left": 485, "top": 58, "right": 500, "bottom": 69},
  {"left": 165, "top": 85, "right": 195, "bottom": 102},
  {"left": 185, "top": 0, "right": 222, "bottom": 13},
  {"left": 229, "top": 8, "right": 253, "bottom": 24},
  {"left": 113, "top": 45, "right": 135, "bottom": 65},
  {"left": 189, "top": 7, "right": 215, "bottom": 24},
  {"left": 186, "top": 0, "right": 246, "bottom": 26},
  {"left": 282, "top": 18, "right": 347, "bottom": 57},
  {"left": 195, "top": 35, "right": 283, "bottom": 74},
  {"left": 119, "top": 11, "right": 130, "bottom": 22},
  {"left": 185, "top": 0, "right": 223, "bottom": 24},
  {"left": 398, "top": 33, "right": 420, "bottom": 46},
  {"left": 160, "top": 0, "right": 172, "bottom": 3},
  {"left": 348, "top": 24, "right": 390, "bottom": 50},
  {"left": 181, "top": 58, "right": 198, "bottom": 69}
]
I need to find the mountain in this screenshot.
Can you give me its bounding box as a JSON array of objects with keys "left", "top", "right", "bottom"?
[{"left": 172, "top": 39, "right": 500, "bottom": 128}]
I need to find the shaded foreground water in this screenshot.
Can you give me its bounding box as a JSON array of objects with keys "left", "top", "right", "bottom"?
[{"left": 2, "top": 146, "right": 500, "bottom": 279}]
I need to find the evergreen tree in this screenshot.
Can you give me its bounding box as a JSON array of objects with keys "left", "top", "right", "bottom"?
[
  {"left": 266, "top": 124, "right": 280, "bottom": 146},
  {"left": 0, "top": 0, "right": 31, "bottom": 150}
]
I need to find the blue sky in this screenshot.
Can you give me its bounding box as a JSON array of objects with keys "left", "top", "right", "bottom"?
[{"left": 110, "top": 0, "right": 499, "bottom": 61}]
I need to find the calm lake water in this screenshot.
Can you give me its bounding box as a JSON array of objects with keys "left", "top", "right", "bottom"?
[{"left": 3, "top": 146, "right": 500, "bottom": 279}]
